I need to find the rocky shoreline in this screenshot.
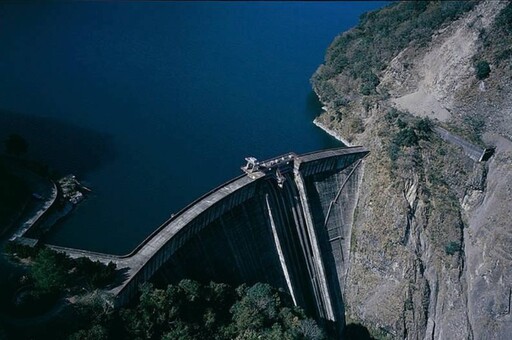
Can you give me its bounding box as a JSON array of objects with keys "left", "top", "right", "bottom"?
[{"left": 313, "top": 115, "right": 352, "bottom": 147}]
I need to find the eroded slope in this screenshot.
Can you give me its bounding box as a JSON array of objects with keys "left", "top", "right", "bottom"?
[{"left": 311, "top": 1, "right": 512, "bottom": 338}]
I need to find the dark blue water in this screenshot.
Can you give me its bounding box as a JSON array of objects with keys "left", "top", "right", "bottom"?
[{"left": 0, "top": 2, "right": 386, "bottom": 254}]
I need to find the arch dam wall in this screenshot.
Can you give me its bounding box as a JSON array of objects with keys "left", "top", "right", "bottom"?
[{"left": 48, "top": 146, "right": 368, "bottom": 328}]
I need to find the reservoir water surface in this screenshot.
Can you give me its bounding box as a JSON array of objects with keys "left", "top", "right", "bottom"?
[{"left": 0, "top": 2, "right": 386, "bottom": 254}]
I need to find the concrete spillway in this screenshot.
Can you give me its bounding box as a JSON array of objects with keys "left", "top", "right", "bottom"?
[{"left": 48, "top": 146, "right": 368, "bottom": 331}]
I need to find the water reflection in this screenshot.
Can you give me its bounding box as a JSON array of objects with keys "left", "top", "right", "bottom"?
[{"left": 0, "top": 110, "right": 116, "bottom": 176}]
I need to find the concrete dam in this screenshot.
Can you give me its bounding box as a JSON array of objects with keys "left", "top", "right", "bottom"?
[{"left": 49, "top": 146, "right": 369, "bottom": 329}]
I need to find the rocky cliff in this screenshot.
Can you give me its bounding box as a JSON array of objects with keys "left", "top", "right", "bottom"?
[{"left": 311, "top": 1, "right": 512, "bottom": 339}]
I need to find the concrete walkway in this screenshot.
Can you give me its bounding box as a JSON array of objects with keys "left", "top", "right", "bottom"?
[
  {"left": 1, "top": 159, "right": 58, "bottom": 241},
  {"left": 434, "top": 126, "right": 494, "bottom": 162}
]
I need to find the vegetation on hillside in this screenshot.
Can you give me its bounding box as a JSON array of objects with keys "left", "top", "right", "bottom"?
[
  {"left": 2, "top": 245, "right": 323, "bottom": 340},
  {"left": 386, "top": 110, "right": 433, "bottom": 164},
  {"left": 5, "top": 243, "right": 117, "bottom": 292},
  {"left": 67, "top": 280, "right": 324, "bottom": 340},
  {"left": 381, "top": 108, "right": 467, "bottom": 252},
  {"left": 474, "top": 60, "right": 491, "bottom": 80},
  {"left": 2, "top": 242, "right": 117, "bottom": 318},
  {"left": 312, "top": 1, "right": 478, "bottom": 105},
  {"left": 309, "top": 3, "right": 492, "bottom": 337},
  {"left": 476, "top": 2, "right": 512, "bottom": 67}
]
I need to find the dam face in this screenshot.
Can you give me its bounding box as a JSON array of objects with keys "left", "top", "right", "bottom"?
[{"left": 46, "top": 147, "right": 368, "bottom": 332}]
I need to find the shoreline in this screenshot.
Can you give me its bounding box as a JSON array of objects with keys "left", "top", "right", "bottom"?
[
  {"left": 9, "top": 173, "right": 89, "bottom": 243},
  {"left": 313, "top": 116, "right": 352, "bottom": 147}
]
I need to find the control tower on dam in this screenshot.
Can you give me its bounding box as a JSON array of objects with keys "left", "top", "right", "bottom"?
[{"left": 50, "top": 146, "right": 369, "bottom": 331}]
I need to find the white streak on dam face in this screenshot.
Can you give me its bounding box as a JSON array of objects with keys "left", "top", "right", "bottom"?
[
  {"left": 294, "top": 164, "right": 335, "bottom": 321},
  {"left": 266, "top": 193, "right": 298, "bottom": 306}
]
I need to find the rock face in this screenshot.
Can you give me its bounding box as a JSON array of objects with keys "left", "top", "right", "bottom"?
[
  {"left": 464, "top": 135, "right": 512, "bottom": 339},
  {"left": 382, "top": 1, "right": 505, "bottom": 123},
  {"left": 311, "top": 1, "right": 512, "bottom": 339}
]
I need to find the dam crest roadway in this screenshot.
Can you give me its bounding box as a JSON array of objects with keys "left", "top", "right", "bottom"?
[{"left": 44, "top": 146, "right": 369, "bottom": 330}]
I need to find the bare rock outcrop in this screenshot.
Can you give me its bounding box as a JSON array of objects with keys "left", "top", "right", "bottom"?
[
  {"left": 382, "top": 1, "right": 507, "bottom": 122},
  {"left": 464, "top": 134, "right": 512, "bottom": 338},
  {"left": 312, "top": 1, "right": 512, "bottom": 338}
]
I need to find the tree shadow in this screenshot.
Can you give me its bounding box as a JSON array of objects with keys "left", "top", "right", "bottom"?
[
  {"left": 305, "top": 90, "right": 324, "bottom": 119},
  {"left": 0, "top": 110, "right": 116, "bottom": 176},
  {"left": 108, "top": 266, "right": 131, "bottom": 290},
  {"left": 343, "top": 323, "right": 375, "bottom": 340}
]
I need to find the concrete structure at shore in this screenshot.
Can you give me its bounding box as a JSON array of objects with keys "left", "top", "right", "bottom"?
[{"left": 45, "top": 146, "right": 369, "bottom": 332}]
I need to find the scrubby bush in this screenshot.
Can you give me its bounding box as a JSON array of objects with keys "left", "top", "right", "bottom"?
[
  {"left": 4, "top": 240, "right": 40, "bottom": 258},
  {"left": 350, "top": 116, "right": 365, "bottom": 134},
  {"left": 69, "top": 325, "right": 109, "bottom": 340},
  {"left": 387, "top": 117, "right": 434, "bottom": 165},
  {"left": 393, "top": 127, "right": 419, "bottom": 147},
  {"left": 475, "top": 60, "right": 491, "bottom": 80},
  {"left": 360, "top": 71, "right": 380, "bottom": 96},
  {"left": 495, "top": 2, "right": 512, "bottom": 32},
  {"left": 396, "top": 118, "right": 407, "bottom": 129},
  {"left": 496, "top": 48, "right": 512, "bottom": 62},
  {"left": 31, "top": 248, "right": 69, "bottom": 294},
  {"left": 74, "top": 257, "right": 117, "bottom": 288},
  {"left": 385, "top": 108, "right": 401, "bottom": 123},
  {"left": 388, "top": 142, "right": 401, "bottom": 163},
  {"left": 415, "top": 117, "right": 433, "bottom": 139},
  {"left": 445, "top": 241, "right": 461, "bottom": 255},
  {"left": 463, "top": 114, "right": 486, "bottom": 141},
  {"left": 5, "top": 242, "right": 117, "bottom": 291},
  {"left": 332, "top": 96, "right": 349, "bottom": 110}
]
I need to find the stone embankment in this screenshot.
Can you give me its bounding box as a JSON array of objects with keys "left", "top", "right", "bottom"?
[{"left": 10, "top": 174, "right": 89, "bottom": 243}]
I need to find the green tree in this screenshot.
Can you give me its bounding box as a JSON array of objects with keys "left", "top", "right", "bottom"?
[
  {"left": 69, "top": 324, "right": 108, "bottom": 340},
  {"left": 138, "top": 283, "right": 173, "bottom": 338},
  {"left": 360, "top": 71, "right": 380, "bottom": 96},
  {"left": 178, "top": 279, "right": 201, "bottom": 303},
  {"left": 228, "top": 283, "right": 325, "bottom": 339},
  {"left": 297, "top": 319, "right": 325, "bottom": 340},
  {"left": 162, "top": 321, "right": 193, "bottom": 340},
  {"left": 393, "top": 127, "right": 419, "bottom": 147},
  {"left": 230, "top": 283, "right": 279, "bottom": 332},
  {"left": 414, "top": 117, "right": 433, "bottom": 136},
  {"left": 445, "top": 241, "right": 461, "bottom": 255},
  {"left": 496, "top": 3, "right": 512, "bottom": 31},
  {"left": 104, "top": 281, "right": 323, "bottom": 339},
  {"left": 4, "top": 134, "right": 28, "bottom": 157},
  {"left": 31, "top": 248, "right": 68, "bottom": 294},
  {"left": 475, "top": 60, "right": 491, "bottom": 80},
  {"left": 73, "top": 257, "right": 117, "bottom": 288}
]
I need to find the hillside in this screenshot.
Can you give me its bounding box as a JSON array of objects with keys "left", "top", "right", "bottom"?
[{"left": 311, "top": 1, "right": 512, "bottom": 338}]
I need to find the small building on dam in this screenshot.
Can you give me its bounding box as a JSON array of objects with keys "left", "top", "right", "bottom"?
[{"left": 48, "top": 146, "right": 369, "bottom": 333}]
